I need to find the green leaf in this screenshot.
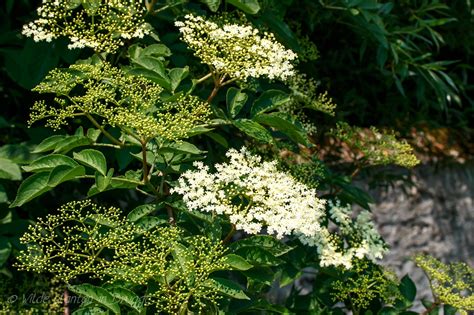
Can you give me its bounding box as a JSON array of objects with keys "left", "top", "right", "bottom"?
[
  {"left": 134, "top": 216, "right": 167, "bottom": 232},
  {"left": 443, "top": 305, "right": 457, "bottom": 315},
  {"left": 23, "top": 155, "right": 78, "bottom": 173},
  {"left": 127, "top": 203, "right": 164, "bottom": 222},
  {"left": 0, "top": 184, "right": 8, "bottom": 204},
  {"left": 200, "top": 0, "right": 221, "bottom": 11},
  {"left": 10, "top": 172, "right": 51, "bottom": 207},
  {"left": 87, "top": 177, "right": 140, "bottom": 197},
  {"left": 379, "top": 307, "right": 398, "bottom": 315},
  {"left": 47, "top": 165, "right": 85, "bottom": 187},
  {"left": 204, "top": 277, "right": 250, "bottom": 299},
  {"left": 229, "top": 235, "right": 294, "bottom": 256},
  {"left": 0, "top": 158, "right": 21, "bottom": 181},
  {"left": 223, "top": 254, "right": 253, "bottom": 271},
  {"left": 226, "top": 0, "right": 260, "bottom": 14},
  {"left": 68, "top": 284, "right": 120, "bottom": 315},
  {"left": 141, "top": 44, "right": 172, "bottom": 58},
  {"left": 94, "top": 172, "right": 111, "bottom": 192},
  {"left": 226, "top": 87, "right": 248, "bottom": 118},
  {"left": 127, "top": 68, "right": 171, "bottom": 91},
  {"left": 399, "top": 275, "right": 416, "bottom": 302},
  {"left": 158, "top": 142, "right": 205, "bottom": 156},
  {"left": 251, "top": 90, "right": 290, "bottom": 117},
  {"left": 108, "top": 287, "right": 144, "bottom": 314},
  {"left": 234, "top": 246, "right": 283, "bottom": 266},
  {"left": 260, "top": 12, "right": 301, "bottom": 52},
  {"left": 169, "top": 67, "right": 189, "bottom": 92},
  {"left": 233, "top": 119, "right": 273, "bottom": 143},
  {"left": 254, "top": 112, "right": 309, "bottom": 145},
  {"left": 72, "top": 307, "right": 105, "bottom": 315},
  {"left": 0, "top": 237, "right": 12, "bottom": 266},
  {"left": 172, "top": 243, "right": 194, "bottom": 276},
  {"left": 32, "top": 135, "right": 67, "bottom": 153},
  {"left": 205, "top": 132, "right": 228, "bottom": 148},
  {"left": 53, "top": 135, "right": 92, "bottom": 154},
  {"left": 73, "top": 149, "right": 107, "bottom": 176}
]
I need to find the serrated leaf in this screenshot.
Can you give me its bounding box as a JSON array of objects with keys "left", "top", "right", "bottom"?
[
  {"left": 204, "top": 277, "right": 250, "bottom": 299},
  {"left": 47, "top": 165, "right": 85, "bottom": 187},
  {"left": 74, "top": 149, "right": 107, "bottom": 176},
  {"left": 127, "top": 203, "right": 163, "bottom": 222},
  {"left": 86, "top": 128, "right": 101, "bottom": 142},
  {"left": 32, "top": 135, "right": 67, "bottom": 153},
  {"left": 200, "top": 0, "right": 221, "bottom": 11},
  {"left": 68, "top": 284, "right": 120, "bottom": 315},
  {"left": 141, "top": 44, "right": 172, "bottom": 58},
  {"left": 399, "top": 275, "right": 416, "bottom": 302},
  {"left": 134, "top": 216, "right": 167, "bottom": 232},
  {"left": 234, "top": 246, "right": 283, "bottom": 266},
  {"left": 254, "top": 112, "right": 309, "bottom": 145},
  {"left": 223, "top": 254, "right": 253, "bottom": 271},
  {"left": 0, "top": 237, "right": 12, "bottom": 266},
  {"left": 251, "top": 90, "right": 290, "bottom": 117},
  {"left": 72, "top": 307, "right": 105, "bottom": 315},
  {"left": 0, "top": 158, "right": 21, "bottom": 181},
  {"left": 229, "top": 235, "right": 294, "bottom": 256},
  {"left": 169, "top": 67, "right": 189, "bottom": 92},
  {"left": 233, "top": 119, "right": 273, "bottom": 143},
  {"left": 53, "top": 136, "right": 92, "bottom": 154},
  {"left": 108, "top": 287, "right": 144, "bottom": 313},
  {"left": 158, "top": 142, "right": 205, "bottom": 156},
  {"left": 226, "top": 87, "right": 248, "bottom": 118},
  {"left": 23, "top": 155, "right": 78, "bottom": 173},
  {"left": 10, "top": 172, "right": 51, "bottom": 207},
  {"left": 226, "top": 0, "right": 260, "bottom": 14}
]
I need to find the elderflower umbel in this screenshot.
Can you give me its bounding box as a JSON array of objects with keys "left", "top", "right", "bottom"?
[
  {"left": 175, "top": 14, "right": 297, "bottom": 81},
  {"left": 22, "top": 0, "right": 149, "bottom": 53},
  {"left": 172, "top": 148, "right": 387, "bottom": 268}
]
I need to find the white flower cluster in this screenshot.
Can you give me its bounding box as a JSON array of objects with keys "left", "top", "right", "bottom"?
[
  {"left": 307, "top": 200, "right": 388, "bottom": 268},
  {"left": 172, "top": 147, "right": 387, "bottom": 268},
  {"left": 22, "top": 0, "right": 149, "bottom": 53},
  {"left": 175, "top": 14, "right": 297, "bottom": 81}
]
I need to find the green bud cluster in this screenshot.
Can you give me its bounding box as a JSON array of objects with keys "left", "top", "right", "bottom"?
[
  {"left": 283, "top": 72, "right": 336, "bottom": 134},
  {"left": 414, "top": 254, "right": 473, "bottom": 313},
  {"left": 332, "top": 122, "right": 420, "bottom": 168},
  {"left": 16, "top": 200, "right": 229, "bottom": 313},
  {"left": 331, "top": 258, "right": 401, "bottom": 311},
  {"left": 29, "top": 63, "right": 211, "bottom": 141},
  {"left": 22, "top": 0, "right": 149, "bottom": 53}
]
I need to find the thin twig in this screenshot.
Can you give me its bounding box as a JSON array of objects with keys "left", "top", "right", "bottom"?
[{"left": 85, "top": 113, "right": 124, "bottom": 147}]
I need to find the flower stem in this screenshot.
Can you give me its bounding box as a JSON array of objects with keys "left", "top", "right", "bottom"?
[
  {"left": 196, "top": 72, "right": 213, "bottom": 85},
  {"left": 84, "top": 113, "right": 124, "bottom": 147}
]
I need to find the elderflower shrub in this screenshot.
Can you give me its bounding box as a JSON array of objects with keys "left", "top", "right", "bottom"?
[
  {"left": 332, "top": 122, "right": 420, "bottom": 168},
  {"left": 331, "top": 258, "right": 401, "bottom": 312},
  {"left": 16, "top": 200, "right": 229, "bottom": 313},
  {"left": 175, "top": 13, "right": 297, "bottom": 81},
  {"left": 22, "top": 0, "right": 149, "bottom": 53},
  {"left": 414, "top": 254, "right": 474, "bottom": 313},
  {"left": 172, "top": 147, "right": 387, "bottom": 269},
  {"left": 29, "top": 62, "right": 211, "bottom": 141},
  {"left": 282, "top": 72, "right": 337, "bottom": 134}
]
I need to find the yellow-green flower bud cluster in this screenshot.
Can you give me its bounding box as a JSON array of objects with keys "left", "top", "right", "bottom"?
[
  {"left": 16, "top": 200, "right": 229, "bottom": 313},
  {"left": 173, "top": 147, "right": 386, "bottom": 269},
  {"left": 22, "top": 0, "right": 149, "bottom": 53},
  {"left": 175, "top": 14, "right": 297, "bottom": 81},
  {"left": 282, "top": 72, "right": 337, "bottom": 134},
  {"left": 29, "top": 63, "right": 211, "bottom": 141},
  {"left": 331, "top": 259, "right": 401, "bottom": 311},
  {"left": 414, "top": 254, "right": 473, "bottom": 313},
  {"left": 332, "top": 122, "right": 420, "bottom": 168}
]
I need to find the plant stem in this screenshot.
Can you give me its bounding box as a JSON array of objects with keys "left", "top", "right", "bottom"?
[
  {"left": 145, "top": 0, "right": 158, "bottom": 12},
  {"left": 207, "top": 84, "right": 221, "bottom": 103},
  {"left": 223, "top": 224, "right": 236, "bottom": 244},
  {"left": 196, "top": 72, "right": 213, "bottom": 85},
  {"left": 162, "top": 182, "right": 176, "bottom": 225},
  {"left": 84, "top": 113, "right": 124, "bottom": 147}
]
